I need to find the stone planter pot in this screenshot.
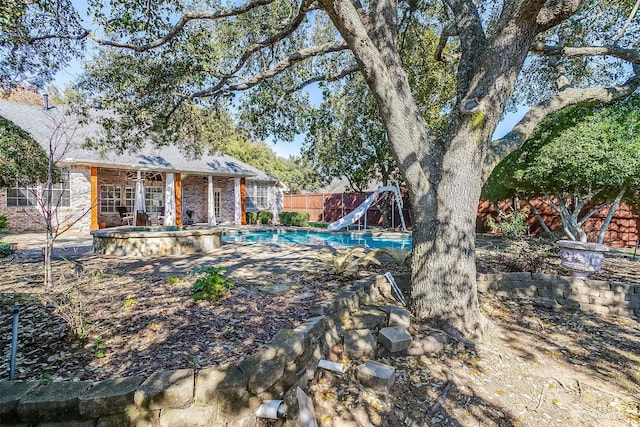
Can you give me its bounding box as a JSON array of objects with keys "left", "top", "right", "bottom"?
[{"left": 557, "top": 240, "right": 609, "bottom": 279}]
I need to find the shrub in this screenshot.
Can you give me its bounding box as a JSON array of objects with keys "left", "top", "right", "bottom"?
[
  {"left": 258, "top": 210, "right": 273, "bottom": 225},
  {"left": 486, "top": 208, "right": 528, "bottom": 240},
  {"left": 0, "top": 214, "right": 8, "bottom": 229},
  {"left": 246, "top": 211, "right": 258, "bottom": 225},
  {"left": 190, "top": 266, "right": 234, "bottom": 301},
  {"left": 280, "top": 211, "right": 310, "bottom": 227},
  {"left": 0, "top": 242, "right": 12, "bottom": 258},
  {"left": 315, "top": 246, "right": 382, "bottom": 276}
]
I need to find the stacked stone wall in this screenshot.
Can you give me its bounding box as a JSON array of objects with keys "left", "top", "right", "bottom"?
[
  {"left": 477, "top": 272, "right": 640, "bottom": 318},
  {"left": 0, "top": 275, "right": 394, "bottom": 427},
  {"left": 2, "top": 272, "right": 637, "bottom": 426}
]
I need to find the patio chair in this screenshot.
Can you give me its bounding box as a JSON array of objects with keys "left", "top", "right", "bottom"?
[
  {"left": 157, "top": 207, "right": 165, "bottom": 225},
  {"left": 116, "top": 206, "right": 133, "bottom": 225}
]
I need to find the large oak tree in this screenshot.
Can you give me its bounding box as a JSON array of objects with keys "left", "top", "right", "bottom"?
[{"left": 3, "top": 0, "right": 639, "bottom": 338}]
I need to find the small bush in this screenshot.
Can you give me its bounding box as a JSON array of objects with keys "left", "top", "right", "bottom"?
[
  {"left": 0, "top": 242, "right": 12, "bottom": 258},
  {"left": 190, "top": 266, "right": 234, "bottom": 301},
  {"left": 280, "top": 211, "right": 309, "bottom": 227},
  {"left": 0, "top": 214, "right": 8, "bottom": 229},
  {"left": 315, "top": 246, "right": 382, "bottom": 276},
  {"left": 246, "top": 211, "right": 258, "bottom": 225},
  {"left": 486, "top": 208, "right": 528, "bottom": 240},
  {"left": 258, "top": 210, "right": 273, "bottom": 225}
]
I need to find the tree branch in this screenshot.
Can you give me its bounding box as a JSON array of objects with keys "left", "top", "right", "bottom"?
[
  {"left": 434, "top": 24, "right": 457, "bottom": 62},
  {"left": 482, "top": 64, "right": 640, "bottom": 181},
  {"left": 613, "top": 0, "right": 640, "bottom": 44},
  {"left": 192, "top": 41, "right": 348, "bottom": 98},
  {"left": 530, "top": 43, "right": 640, "bottom": 64},
  {"left": 535, "top": 0, "right": 583, "bottom": 32},
  {"left": 87, "top": 0, "right": 278, "bottom": 52},
  {"left": 186, "top": 0, "right": 319, "bottom": 98},
  {"left": 276, "top": 66, "right": 359, "bottom": 106}
]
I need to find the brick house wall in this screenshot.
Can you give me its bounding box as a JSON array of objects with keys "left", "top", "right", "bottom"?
[
  {"left": 181, "top": 176, "right": 236, "bottom": 224},
  {"left": 0, "top": 165, "right": 92, "bottom": 232}
]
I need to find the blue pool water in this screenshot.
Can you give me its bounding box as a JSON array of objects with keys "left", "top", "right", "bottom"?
[{"left": 223, "top": 229, "right": 412, "bottom": 249}]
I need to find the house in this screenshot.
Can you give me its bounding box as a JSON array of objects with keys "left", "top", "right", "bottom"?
[{"left": 0, "top": 100, "right": 286, "bottom": 231}]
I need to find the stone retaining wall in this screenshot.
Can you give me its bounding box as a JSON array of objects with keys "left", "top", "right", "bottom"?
[
  {"left": 0, "top": 276, "right": 394, "bottom": 427},
  {"left": 2, "top": 272, "right": 637, "bottom": 426},
  {"left": 477, "top": 272, "right": 640, "bottom": 318}
]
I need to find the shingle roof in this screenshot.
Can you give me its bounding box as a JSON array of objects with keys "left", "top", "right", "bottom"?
[{"left": 0, "top": 100, "right": 277, "bottom": 182}]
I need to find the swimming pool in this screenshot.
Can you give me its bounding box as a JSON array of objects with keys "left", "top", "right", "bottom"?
[{"left": 222, "top": 229, "right": 412, "bottom": 249}]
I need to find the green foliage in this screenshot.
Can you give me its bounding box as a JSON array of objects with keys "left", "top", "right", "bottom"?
[
  {"left": 0, "top": 242, "right": 12, "bottom": 258},
  {"left": 279, "top": 211, "right": 310, "bottom": 227},
  {"left": 190, "top": 266, "right": 233, "bottom": 302},
  {"left": 381, "top": 248, "right": 412, "bottom": 266},
  {"left": 0, "top": 214, "right": 8, "bottom": 229},
  {"left": 89, "top": 335, "right": 107, "bottom": 359},
  {"left": 315, "top": 246, "right": 382, "bottom": 276},
  {"left": 484, "top": 95, "right": 640, "bottom": 240},
  {"left": 257, "top": 210, "right": 273, "bottom": 225},
  {"left": 246, "top": 211, "right": 258, "bottom": 225},
  {"left": 0, "top": 116, "right": 51, "bottom": 187},
  {"left": 486, "top": 208, "right": 529, "bottom": 240}
]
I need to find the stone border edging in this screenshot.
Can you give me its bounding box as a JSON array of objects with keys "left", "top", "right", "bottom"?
[
  {"left": 3, "top": 272, "right": 637, "bottom": 426},
  {"left": 0, "top": 275, "right": 394, "bottom": 426},
  {"left": 477, "top": 272, "right": 640, "bottom": 318}
]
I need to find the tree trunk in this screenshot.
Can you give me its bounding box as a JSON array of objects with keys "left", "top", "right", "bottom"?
[
  {"left": 409, "top": 136, "right": 486, "bottom": 338},
  {"left": 597, "top": 188, "right": 626, "bottom": 244}
]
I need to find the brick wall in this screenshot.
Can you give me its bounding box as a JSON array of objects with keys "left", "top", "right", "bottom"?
[{"left": 0, "top": 165, "right": 92, "bottom": 232}]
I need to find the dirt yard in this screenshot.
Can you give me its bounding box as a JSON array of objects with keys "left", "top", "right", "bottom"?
[{"left": 0, "top": 237, "right": 638, "bottom": 426}]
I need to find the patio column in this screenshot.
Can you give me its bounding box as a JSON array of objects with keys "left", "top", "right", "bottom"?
[
  {"left": 234, "top": 178, "right": 241, "bottom": 225},
  {"left": 90, "top": 166, "right": 98, "bottom": 230},
  {"left": 175, "top": 173, "right": 182, "bottom": 227},
  {"left": 207, "top": 176, "right": 217, "bottom": 226},
  {"left": 241, "top": 178, "right": 247, "bottom": 225},
  {"left": 164, "top": 172, "right": 176, "bottom": 226}
]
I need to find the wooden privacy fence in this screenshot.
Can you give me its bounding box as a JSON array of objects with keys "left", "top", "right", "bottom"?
[{"left": 282, "top": 192, "right": 640, "bottom": 248}]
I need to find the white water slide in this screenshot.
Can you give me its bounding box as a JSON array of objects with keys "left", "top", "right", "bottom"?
[{"left": 327, "top": 185, "right": 407, "bottom": 231}]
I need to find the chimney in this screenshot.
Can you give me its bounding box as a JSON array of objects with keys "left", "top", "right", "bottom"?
[{"left": 42, "top": 93, "right": 49, "bottom": 110}]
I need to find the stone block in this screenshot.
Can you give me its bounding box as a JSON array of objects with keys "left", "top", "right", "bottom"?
[
  {"left": 511, "top": 285, "right": 537, "bottom": 297},
  {"left": 79, "top": 376, "right": 144, "bottom": 418},
  {"left": 237, "top": 347, "right": 284, "bottom": 395},
  {"left": 378, "top": 326, "right": 412, "bottom": 353},
  {"left": 343, "top": 329, "right": 376, "bottom": 359},
  {"left": 134, "top": 369, "right": 194, "bottom": 410},
  {"left": 356, "top": 361, "right": 395, "bottom": 392},
  {"left": 16, "top": 381, "right": 91, "bottom": 422},
  {"left": 195, "top": 366, "right": 248, "bottom": 407},
  {"left": 387, "top": 307, "right": 411, "bottom": 328},
  {"left": 341, "top": 306, "right": 386, "bottom": 331},
  {"left": 159, "top": 404, "right": 217, "bottom": 427},
  {"left": 296, "top": 387, "right": 317, "bottom": 427},
  {"left": 294, "top": 316, "right": 326, "bottom": 345},
  {"left": 0, "top": 380, "right": 38, "bottom": 419},
  {"left": 334, "top": 291, "right": 360, "bottom": 313},
  {"left": 583, "top": 304, "right": 610, "bottom": 316},
  {"left": 96, "top": 408, "right": 156, "bottom": 427},
  {"left": 269, "top": 329, "right": 306, "bottom": 363}
]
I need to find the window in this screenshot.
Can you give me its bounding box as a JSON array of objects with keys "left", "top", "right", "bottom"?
[
  {"left": 51, "top": 168, "right": 70, "bottom": 207},
  {"left": 6, "top": 168, "right": 70, "bottom": 208},
  {"left": 145, "top": 187, "right": 164, "bottom": 214},
  {"left": 100, "top": 185, "right": 122, "bottom": 213},
  {"left": 247, "top": 182, "right": 269, "bottom": 211},
  {"left": 124, "top": 186, "right": 135, "bottom": 212},
  {"left": 6, "top": 185, "right": 37, "bottom": 207}
]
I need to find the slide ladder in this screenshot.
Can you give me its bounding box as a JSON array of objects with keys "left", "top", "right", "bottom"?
[{"left": 327, "top": 185, "right": 407, "bottom": 232}]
